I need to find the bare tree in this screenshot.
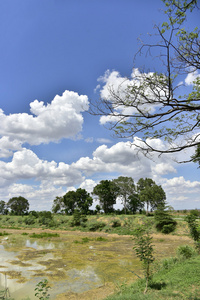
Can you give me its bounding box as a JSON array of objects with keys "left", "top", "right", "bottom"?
[{"left": 91, "top": 0, "right": 200, "bottom": 162}]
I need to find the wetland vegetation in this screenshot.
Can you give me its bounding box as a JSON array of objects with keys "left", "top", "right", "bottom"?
[{"left": 0, "top": 211, "right": 199, "bottom": 299}]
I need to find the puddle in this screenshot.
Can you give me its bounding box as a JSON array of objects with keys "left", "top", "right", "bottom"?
[{"left": 0, "top": 232, "right": 192, "bottom": 299}]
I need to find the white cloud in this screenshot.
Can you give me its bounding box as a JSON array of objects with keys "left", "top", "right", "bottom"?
[
  {"left": 0, "top": 148, "right": 84, "bottom": 188},
  {"left": 97, "top": 69, "right": 165, "bottom": 125},
  {"left": 152, "top": 163, "right": 177, "bottom": 175},
  {"left": 0, "top": 137, "right": 22, "bottom": 158},
  {"left": 0, "top": 90, "right": 89, "bottom": 148},
  {"left": 185, "top": 70, "right": 200, "bottom": 85},
  {"left": 96, "top": 138, "right": 112, "bottom": 144}
]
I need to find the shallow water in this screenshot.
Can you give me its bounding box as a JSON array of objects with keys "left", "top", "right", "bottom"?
[{"left": 0, "top": 231, "right": 192, "bottom": 299}]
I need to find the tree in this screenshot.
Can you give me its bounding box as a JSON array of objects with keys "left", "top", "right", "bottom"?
[
  {"left": 75, "top": 188, "right": 93, "bottom": 215},
  {"left": 0, "top": 200, "right": 8, "bottom": 215},
  {"left": 7, "top": 196, "right": 29, "bottom": 215},
  {"left": 127, "top": 194, "right": 144, "bottom": 214},
  {"left": 133, "top": 224, "right": 154, "bottom": 294},
  {"left": 154, "top": 203, "right": 177, "bottom": 234},
  {"left": 63, "top": 188, "right": 93, "bottom": 215},
  {"left": 112, "top": 176, "right": 137, "bottom": 214},
  {"left": 52, "top": 196, "right": 65, "bottom": 214},
  {"left": 91, "top": 0, "right": 200, "bottom": 162},
  {"left": 92, "top": 180, "right": 119, "bottom": 213},
  {"left": 185, "top": 213, "right": 200, "bottom": 252},
  {"left": 137, "top": 178, "right": 166, "bottom": 214}
]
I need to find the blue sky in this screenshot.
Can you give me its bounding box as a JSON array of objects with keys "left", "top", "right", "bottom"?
[{"left": 0, "top": 0, "right": 199, "bottom": 211}]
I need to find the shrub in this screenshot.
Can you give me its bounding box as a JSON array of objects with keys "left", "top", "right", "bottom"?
[
  {"left": 88, "top": 221, "right": 106, "bottom": 231},
  {"left": 24, "top": 216, "right": 36, "bottom": 225},
  {"left": 161, "top": 223, "right": 176, "bottom": 234},
  {"left": 177, "top": 245, "right": 196, "bottom": 259},
  {"left": 111, "top": 219, "right": 121, "bottom": 228},
  {"left": 70, "top": 210, "right": 88, "bottom": 227},
  {"left": 154, "top": 204, "right": 177, "bottom": 234}
]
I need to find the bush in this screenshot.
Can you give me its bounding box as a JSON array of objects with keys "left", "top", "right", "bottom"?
[
  {"left": 88, "top": 221, "right": 106, "bottom": 231},
  {"left": 161, "top": 223, "right": 176, "bottom": 234},
  {"left": 111, "top": 219, "right": 121, "bottom": 228},
  {"left": 24, "top": 216, "right": 36, "bottom": 225},
  {"left": 177, "top": 245, "right": 196, "bottom": 259},
  {"left": 154, "top": 204, "right": 177, "bottom": 234},
  {"left": 70, "top": 210, "right": 88, "bottom": 227}
]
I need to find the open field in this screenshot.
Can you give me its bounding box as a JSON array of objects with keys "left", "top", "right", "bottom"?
[{"left": 0, "top": 213, "right": 199, "bottom": 299}]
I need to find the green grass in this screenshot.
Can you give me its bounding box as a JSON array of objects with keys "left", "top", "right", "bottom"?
[
  {"left": 106, "top": 255, "right": 200, "bottom": 300},
  {"left": 29, "top": 232, "right": 60, "bottom": 238}
]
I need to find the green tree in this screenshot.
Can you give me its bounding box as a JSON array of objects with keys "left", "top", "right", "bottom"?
[
  {"left": 154, "top": 203, "right": 177, "bottom": 234},
  {"left": 185, "top": 213, "right": 200, "bottom": 252},
  {"left": 52, "top": 196, "right": 65, "bottom": 214},
  {"left": 113, "top": 176, "right": 137, "bottom": 214},
  {"left": 133, "top": 224, "right": 154, "bottom": 294},
  {"left": 63, "top": 188, "right": 93, "bottom": 215},
  {"left": 0, "top": 200, "right": 8, "bottom": 215},
  {"left": 91, "top": 0, "right": 199, "bottom": 162},
  {"left": 7, "top": 196, "right": 29, "bottom": 215},
  {"left": 137, "top": 178, "right": 166, "bottom": 214},
  {"left": 127, "top": 194, "right": 144, "bottom": 214},
  {"left": 92, "top": 180, "right": 119, "bottom": 213}
]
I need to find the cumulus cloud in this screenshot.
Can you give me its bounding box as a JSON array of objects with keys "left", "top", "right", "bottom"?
[
  {"left": 0, "top": 90, "right": 89, "bottom": 150},
  {"left": 0, "top": 148, "right": 84, "bottom": 188},
  {"left": 97, "top": 69, "right": 164, "bottom": 125},
  {"left": 185, "top": 69, "right": 200, "bottom": 85}
]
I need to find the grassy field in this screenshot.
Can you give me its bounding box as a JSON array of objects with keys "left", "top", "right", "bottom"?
[
  {"left": 0, "top": 212, "right": 199, "bottom": 299},
  {"left": 0, "top": 211, "right": 191, "bottom": 236},
  {"left": 106, "top": 254, "right": 200, "bottom": 300}
]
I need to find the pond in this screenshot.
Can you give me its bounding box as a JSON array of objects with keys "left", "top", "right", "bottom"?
[{"left": 0, "top": 231, "right": 192, "bottom": 299}]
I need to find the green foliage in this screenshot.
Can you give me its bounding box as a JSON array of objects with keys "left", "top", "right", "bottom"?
[
  {"left": 30, "top": 232, "right": 59, "bottom": 238},
  {"left": 24, "top": 216, "right": 36, "bottom": 225},
  {"left": 93, "top": 180, "right": 119, "bottom": 213},
  {"left": 177, "top": 245, "right": 196, "bottom": 259},
  {"left": 63, "top": 188, "right": 93, "bottom": 215},
  {"left": 7, "top": 196, "right": 29, "bottom": 215},
  {"left": 154, "top": 204, "right": 177, "bottom": 234},
  {"left": 111, "top": 219, "right": 121, "bottom": 228},
  {"left": 137, "top": 179, "right": 166, "bottom": 214},
  {"left": 70, "top": 210, "right": 88, "bottom": 227},
  {"left": 133, "top": 225, "right": 154, "bottom": 293},
  {"left": 185, "top": 213, "right": 200, "bottom": 251},
  {"left": 112, "top": 176, "right": 137, "bottom": 214},
  {"left": 34, "top": 279, "right": 50, "bottom": 300},
  {"left": 0, "top": 231, "right": 10, "bottom": 236},
  {"left": 0, "top": 200, "right": 8, "bottom": 215},
  {"left": 88, "top": 221, "right": 106, "bottom": 231}
]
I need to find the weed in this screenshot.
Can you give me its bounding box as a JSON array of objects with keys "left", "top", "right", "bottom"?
[
  {"left": 35, "top": 279, "right": 50, "bottom": 300},
  {"left": 30, "top": 232, "right": 60, "bottom": 238},
  {"left": 177, "top": 245, "right": 196, "bottom": 259},
  {"left": 96, "top": 236, "right": 107, "bottom": 241}
]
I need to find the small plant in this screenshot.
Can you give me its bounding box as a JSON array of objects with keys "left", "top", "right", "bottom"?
[
  {"left": 24, "top": 216, "right": 36, "bottom": 225},
  {"left": 177, "top": 245, "right": 196, "bottom": 259},
  {"left": 30, "top": 232, "right": 59, "bottom": 238},
  {"left": 111, "top": 219, "right": 121, "bottom": 228},
  {"left": 0, "top": 231, "right": 10, "bottom": 236},
  {"left": 70, "top": 210, "right": 87, "bottom": 227},
  {"left": 133, "top": 225, "right": 154, "bottom": 294},
  {"left": 96, "top": 236, "right": 107, "bottom": 241},
  {"left": 88, "top": 221, "right": 106, "bottom": 231},
  {"left": 34, "top": 279, "right": 50, "bottom": 300},
  {"left": 154, "top": 204, "right": 177, "bottom": 234},
  {"left": 185, "top": 214, "right": 200, "bottom": 252}
]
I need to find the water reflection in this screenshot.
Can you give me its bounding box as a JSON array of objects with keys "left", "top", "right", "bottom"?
[{"left": 0, "top": 235, "right": 106, "bottom": 299}]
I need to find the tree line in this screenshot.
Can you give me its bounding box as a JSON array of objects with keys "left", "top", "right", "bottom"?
[
  {"left": 0, "top": 177, "right": 166, "bottom": 216},
  {"left": 52, "top": 176, "right": 166, "bottom": 215}
]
